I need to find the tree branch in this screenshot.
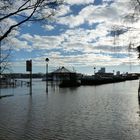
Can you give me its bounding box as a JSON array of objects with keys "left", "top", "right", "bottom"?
[
  {"left": 17, "top": 0, "right": 30, "bottom": 11},
  {"left": 0, "top": 2, "right": 40, "bottom": 41},
  {"left": 0, "top": 0, "right": 40, "bottom": 21},
  {"left": 0, "top": 0, "right": 61, "bottom": 41}
]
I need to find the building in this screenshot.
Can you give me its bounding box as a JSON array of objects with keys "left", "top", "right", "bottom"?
[
  {"left": 95, "top": 67, "right": 114, "bottom": 78},
  {"left": 116, "top": 71, "right": 120, "bottom": 76},
  {"left": 51, "top": 66, "right": 75, "bottom": 81},
  {"left": 98, "top": 67, "right": 105, "bottom": 73}
]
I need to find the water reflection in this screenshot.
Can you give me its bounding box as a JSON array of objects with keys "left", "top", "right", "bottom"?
[
  {"left": 138, "top": 97, "right": 140, "bottom": 117},
  {"left": 22, "top": 97, "right": 33, "bottom": 139},
  {"left": 0, "top": 80, "right": 140, "bottom": 140}
]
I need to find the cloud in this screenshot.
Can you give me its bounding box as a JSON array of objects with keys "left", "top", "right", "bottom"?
[
  {"left": 21, "top": 33, "right": 33, "bottom": 40},
  {"left": 57, "top": 4, "right": 121, "bottom": 28},
  {"left": 66, "top": 0, "right": 94, "bottom": 5},
  {"left": 10, "top": 38, "right": 32, "bottom": 51},
  {"left": 58, "top": 0, "right": 138, "bottom": 29},
  {"left": 17, "top": 22, "right": 139, "bottom": 67},
  {"left": 20, "top": 34, "right": 64, "bottom": 50},
  {"left": 5, "top": 0, "right": 140, "bottom": 72},
  {"left": 0, "top": 18, "right": 18, "bottom": 37},
  {"left": 42, "top": 25, "right": 55, "bottom": 31},
  {"left": 57, "top": 14, "right": 85, "bottom": 28},
  {"left": 56, "top": 5, "right": 72, "bottom": 16},
  {"left": 11, "top": 18, "right": 139, "bottom": 68}
]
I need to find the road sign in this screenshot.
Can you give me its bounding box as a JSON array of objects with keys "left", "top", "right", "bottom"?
[{"left": 26, "top": 60, "right": 32, "bottom": 72}]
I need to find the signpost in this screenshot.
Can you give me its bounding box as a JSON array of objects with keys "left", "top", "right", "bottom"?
[
  {"left": 26, "top": 60, "right": 32, "bottom": 95},
  {"left": 45, "top": 58, "right": 49, "bottom": 93}
]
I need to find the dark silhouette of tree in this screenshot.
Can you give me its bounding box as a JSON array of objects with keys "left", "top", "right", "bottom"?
[
  {"left": 125, "top": 0, "right": 140, "bottom": 58},
  {"left": 0, "top": 0, "right": 63, "bottom": 74},
  {"left": 134, "top": 0, "right": 140, "bottom": 57},
  {"left": 0, "top": 0, "right": 63, "bottom": 42},
  {"left": 0, "top": 44, "right": 12, "bottom": 73},
  {"left": 110, "top": 0, "right": 140, "bottom": 58}
]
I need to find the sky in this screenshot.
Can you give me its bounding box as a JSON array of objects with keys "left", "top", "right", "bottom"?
[{"left": 1, "top": 0, "right": 140, "bottom": 74}]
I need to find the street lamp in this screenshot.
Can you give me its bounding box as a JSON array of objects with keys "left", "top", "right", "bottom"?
[
  {"left": 94, "top": 67, "right": 96, "bottom": 75},
  {"left": 45, "top": 58, "right": 49, "bottom": 93},
  {"left": 113, "top": 70, "right": 115, "bottom": 75}
]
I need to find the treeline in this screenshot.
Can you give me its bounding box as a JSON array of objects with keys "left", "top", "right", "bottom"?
[{"left": 2, "top": 73, "right": 46, "bottom": 79}]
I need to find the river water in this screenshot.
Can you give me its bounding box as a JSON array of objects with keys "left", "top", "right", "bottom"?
[{"left": 0, "top": 80, "right": 140, "bottom": 140}]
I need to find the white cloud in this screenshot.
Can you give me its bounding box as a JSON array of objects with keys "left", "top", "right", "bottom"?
[
  {"left": 56, "top": 5, "right": 71, "bottom": 16},
  {"left": 21, "top": 34, "right": 64, "bottom": 50},
  {"left": 5, "top": 0, "right": 140, "bottom": 72},
  {"left": 11, "top": 21, "right": 139, "bottom": 68},
  {"left": 57, "top": 4, "right": 121, "bottom": 28},
  {"left": 58, "top": 14, "right": 85, "bottom": 28},
  {"left": 66, "top": 0, "right": 94, "bottom": 5},
  {"left": 10, "top": 38, "right": 32, "bottom": 51},
  {"left": 58, "top": 0, "right": 137, "bottom": 29},
  {"left": 21, "top": 33, "right": 33, "bottom": 40},
  {"left": 0, "top": 18, "right": 18, "bottom": 37},
  {"left": 42, "top": 25, "right": 55, "bottom": 31}
]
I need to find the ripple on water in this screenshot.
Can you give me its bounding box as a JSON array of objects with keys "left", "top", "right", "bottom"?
[{"left": 0, "top": 80, "right": 140, "bottom": 140}]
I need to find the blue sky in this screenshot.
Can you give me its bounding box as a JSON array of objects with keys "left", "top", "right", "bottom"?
[{"left": 2, "top": 0, "right": 140, "bottom": 74}]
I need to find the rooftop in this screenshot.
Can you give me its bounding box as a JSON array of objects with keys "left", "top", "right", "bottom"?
[{"left": 52, "top": 66, "right": 73, "bottom": 74}]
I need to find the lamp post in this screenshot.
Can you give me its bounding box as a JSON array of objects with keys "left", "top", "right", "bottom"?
[
  {"left": 113, "top": 70, "right": 115, "bottom": 75},
  {"left": 26, "top": 60, "right": 32, "bottom": 95},
  {"left": 45, "top": 58, "right": 49, "bottom": 93},
  {"left": 94, "top": 67, "right": 96, "bottom": 75}
]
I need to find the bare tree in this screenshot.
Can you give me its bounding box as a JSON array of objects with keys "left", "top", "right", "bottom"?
[
  {"left": 110, "top": 0, "right": 140, "bottom": 58},
  {"left": 0, "top": 0, "right": 63, "bottom": 42},
  {"left": 124, "top": 0, "right": 140, "bottom": 58},
  {"left": 0, "top": 0, "right": 63, "bottom": 74},
  {"left": 133, "top": 0, "right": 140, "bottom": 57},
  {"left": 0, "top": 46, "right": 12, "bottom": 73}
]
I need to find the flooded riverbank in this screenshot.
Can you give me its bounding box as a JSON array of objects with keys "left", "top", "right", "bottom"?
[{"left": 0, "top": 80, "right": 140, "bottom": 140}]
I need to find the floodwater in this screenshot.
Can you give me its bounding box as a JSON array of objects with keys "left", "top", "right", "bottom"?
[{"left": 0, "top": 79, "right": 140, "bottom": 140}]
